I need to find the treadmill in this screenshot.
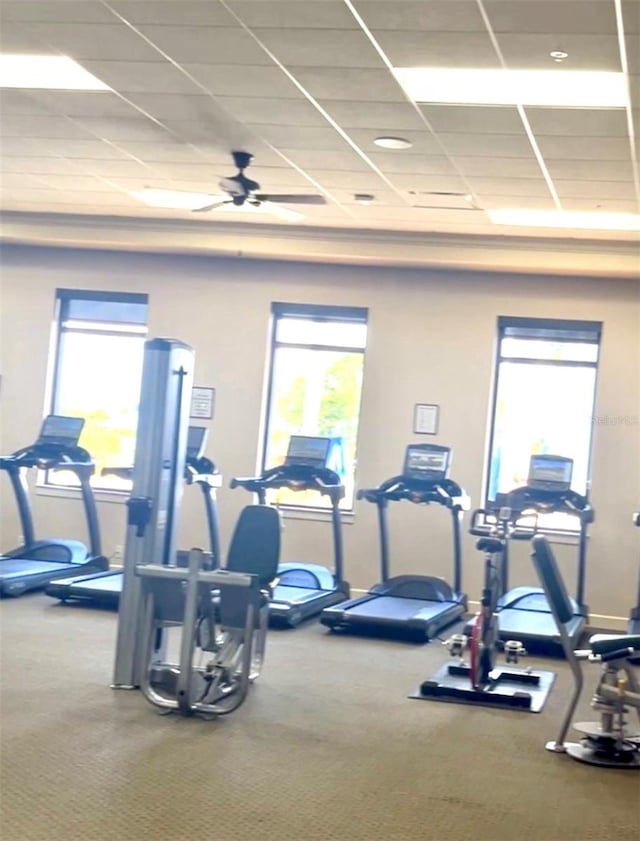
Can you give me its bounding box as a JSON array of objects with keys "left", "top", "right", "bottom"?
[
  {"left": 493, "top": 454, "right": 594, "bottom": 655},
  {"left": 0, "top": 415, "right": 108, "bottom": 596},
  {"left": 230, "top": 434, "right": 349, "bottom": 627},
  {"left": 628, "top": 511, "right": 640, "bottom": 634},
  {"left": 45, "top": 426, "right": 221, "bottom": 608},
  {"left": 320, "top": 443, "right": 469, "bottom": 642}
]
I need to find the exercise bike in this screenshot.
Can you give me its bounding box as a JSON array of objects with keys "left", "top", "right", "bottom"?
[{"left": 413, "top": 501, "right": 555, "bottom": 712}]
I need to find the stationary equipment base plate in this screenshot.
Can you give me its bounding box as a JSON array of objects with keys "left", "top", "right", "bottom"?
[{"left": 410, "top": 661, "right": 555, "bottom": 712}]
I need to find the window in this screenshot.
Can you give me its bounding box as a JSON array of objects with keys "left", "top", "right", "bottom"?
[
  {"left": 48, "top": 289, "right": 148, "bottom": 491},
  {"left": 262, "top": 303, "right": 368, "bottom": 509},
  {"left": 485, "top": 317, "right": 602, "bottom": 531}
]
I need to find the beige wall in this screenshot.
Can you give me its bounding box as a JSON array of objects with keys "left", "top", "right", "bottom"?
[{"left": 1, "top": 244, "right": 639, "bottom": 621}]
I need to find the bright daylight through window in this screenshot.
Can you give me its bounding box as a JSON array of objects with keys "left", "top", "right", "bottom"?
[
  {"left": 47, "top": 290, "right": 148, "bottom": 491},
  {"left": 486, "top": 317, "right": 602, "bottom": 531},
  {"left": 263, "top": 303, "right": 368, "bottom": 510}
]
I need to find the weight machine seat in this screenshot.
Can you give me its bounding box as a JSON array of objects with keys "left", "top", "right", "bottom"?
[{"left": 225, "top": 505, "right": 280, "bottom": 591}]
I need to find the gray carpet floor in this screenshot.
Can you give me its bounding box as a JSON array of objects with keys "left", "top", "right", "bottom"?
[{"left": 1, "top": 593, "right": 639, "bottom": 841}]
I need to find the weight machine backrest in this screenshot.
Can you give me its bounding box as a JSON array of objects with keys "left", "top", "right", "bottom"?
[
  {"left": 225, "top": 505, "right": 281, "bottom": 589},
  {"left": 531, "top": 535, "right": 575, "bottom": 627}
]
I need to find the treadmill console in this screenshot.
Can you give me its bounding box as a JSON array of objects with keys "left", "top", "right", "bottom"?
[
  {"left": 403, "top": 444, "right": 451, "bottom": 483},
  {"left": 37, "top": 415, "right": 84, "bottom": 448},
  {"left": 285, "top": 435, "right": 332, "bottom": 470},
  {"left": 527, "top": 454, "right": 573, "bottom": 493}
]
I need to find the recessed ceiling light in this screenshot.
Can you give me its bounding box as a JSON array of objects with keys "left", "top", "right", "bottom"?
[
  {"left": 354, "top": 193, "right": 375, "bottom": 205},
  {"left": 488, "top": 208, "right": 640, "bottom": 232},
  {"left": 130, "top": 189, "right": 216, "bottom": 209},
  {"left": 374, "top": 136, "right": 413, "bottom": 149},
  {"left": 392, "top": 67, "right": 626, "bottom": 107},
  {"left": 550, "top": 50, "right": 569, "bottom": 63},
  {"left": 0, "top": 54, "right": 110, "bottom": 90}
]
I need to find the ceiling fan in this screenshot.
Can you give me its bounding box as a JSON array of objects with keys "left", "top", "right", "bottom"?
[{"left": 191, "top": 150, "right": 327, "bottom": 218}]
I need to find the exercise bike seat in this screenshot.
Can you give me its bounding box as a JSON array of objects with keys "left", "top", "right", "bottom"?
[{"left": 588, "top": 634, "right": 640, "bottom": 657}]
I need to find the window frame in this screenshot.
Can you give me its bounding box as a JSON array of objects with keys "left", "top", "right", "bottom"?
[
  {"left": 484, "top": 316, "right": 602, "bottom": 533},
  {"left": 46, "top": 288, "right": 149, "bottom": 494},
  {"left": 261, "top": 302, "right": 368, "bottom": 512}
]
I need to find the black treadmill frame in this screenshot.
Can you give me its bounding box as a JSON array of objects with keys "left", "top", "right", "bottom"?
[{"left": 320, "top": 472, "right": 469, "bottom": 641}]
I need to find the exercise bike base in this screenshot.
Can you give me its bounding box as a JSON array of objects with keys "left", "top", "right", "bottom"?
[{"left": 410, "top": 661, "right": 555, "bottom": 712}]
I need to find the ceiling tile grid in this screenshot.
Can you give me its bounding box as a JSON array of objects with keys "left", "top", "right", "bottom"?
[{"left": 0, "top": 0, "right": 637, "bottom": 245}]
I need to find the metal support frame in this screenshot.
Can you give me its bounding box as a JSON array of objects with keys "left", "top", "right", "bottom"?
[{"left": 112, "top": 338, "right": 194, "bottom": 689}]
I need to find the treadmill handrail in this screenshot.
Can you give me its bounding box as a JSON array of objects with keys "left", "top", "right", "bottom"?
[
  {"left": 230, "top": 465, "right": 345, "bottom": 501},
  {"left": 502, "top": 485, "right": 594, "bottom": 524},
  {"left": 357, "top": 475, "right": 469, "bottom": 510}
]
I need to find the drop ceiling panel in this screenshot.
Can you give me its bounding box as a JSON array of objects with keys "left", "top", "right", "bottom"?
[
  {"left": 437, "top": 133, "right": 534, "bottom": 158},
  {"left": 28, "top": 173, "right": 119, "bottom": 192},
  {"left": 495, "top": 34, "right": 622, "bottom": 71},
  {"left": 562, "top": 197, "right": 639, "bottom": 213},
  {"left": 0, "top": 156, "right": 85, "bottom": 174},
  {"left": 0, "top": 90, "right": 48, "bottom": 115},
  {"left": 0, "top": 21, "right": 49, "bottom": 50},
  {"left": 26, "top": 22, "right": 162, "bottom": 60},
  {"left": 367, "top": 153, "right": 458, "bottom": 176},
  {"left": 246, "top": 125, "right": 356, "bottom": 151},
  {"left": 110, "top": 1, "right": 235, "bottom": 26},
  {"left": 371, "top": 31, "right": 499, "bottom": 68},
  {"left": 325, "top": 187, "right": 408, "bottom": 207},
  {"left": 545, "top": 158, "right": 635, "bottom": 181},
  {"left": 73, "top": 117, "right": 176, "bottom": 143},
  {"left": 122, "top": 93, "right": 241, "bottom": 124},
  {"left": 535, "top": 136, "right": 633, "bottom": 160},
  {"left": 319, "top": 101, "right": 426, "bottom": 131},
  {"left": 290, "top": 68, "right": 404, "bottom": 102},
  {"left": 622, "top": 1, "right": 640, "bottom": 33},
  {"left": 80, "top": 62, "right": 201, "bottom": 95},
  {"left": 483, "top": 0, "right": 618, "bottom": 35},
  {"left": 382, "top": 172, "right": 468, "bottom": 193},
  {"left": 470, "top": 177, "right": 552, "bottom": 197},
  {"left": 270, "top": 148, "right": 372, "bottom": 171},
  {"left": 351, "top": 1, "right": 485, "bottom": 32},
  {"left": 525, "top": 108, "right": 630, "bottom": 137},
  {"left": 115, "top": 142, "right": 217, "bottom": 163},
  {"left": 30, "top": 90, "right": 143, "bottom": 118},
  {"left": 452, "top": 157, "right": 543, "bottom": 178},
  {"left": 182, "top": 64, "right": 302, "bottom": 98},
  {"left": 215, "top": 97, "right": 328, "bottom": 127},
  {"left": 227, "top": 0, "right": 359, "bottom": 29},
  {"left": 554, "top": 179, "right": 637, "bottom": 200},
  {"left": 69, "top": 159, "right": 160, "bottom": 178},
  {"left": 1, "top": 137, "right": 130, "bottom": 159},
  {"left": 304, "top": 169, "right": 396, "bottom": 190},
  {"left": 1, "top": 2, "right": 115, "bottom": 24},
  {"left": 134, "top": 25, "right": 272, "bottom": 64},
  {"left": 420, "top": 105, "right": 523, "bottom": 134},
  {"left": 0, "top": 115, "right": 93, "bottom": 139},
  {"left": 243, "top": 28, "right": 384, "bottom": 69},
  {"left": 1, "top": 173, "right": 52, "bottom": 190}
]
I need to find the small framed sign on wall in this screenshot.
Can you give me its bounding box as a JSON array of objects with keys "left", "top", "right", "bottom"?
[
  {"left": 413, "top": 403, "right": 439, "bottom": 435},
  {"left": 190, "top": 387, "right": 215, "bottom": 420}
]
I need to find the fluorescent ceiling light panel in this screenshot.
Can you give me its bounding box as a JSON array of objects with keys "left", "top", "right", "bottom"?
[
  {"left": 130, "top": 189, "right": 218, "bottom": 209},
  {"left": 488, "top": 209, "right": 640, "bottom": 232},
  {"left": 0, "top": 54, "right": 110, "bottom": 90},
  {"left": 392, "top": 68, "right": 627, "bottom": 107}
]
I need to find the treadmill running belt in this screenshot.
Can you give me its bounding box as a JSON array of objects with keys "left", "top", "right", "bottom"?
[
  {"left": 271, "top": 584, "right": 334, "bottom": 605},
  {"left": 499, "top": 608, "right": 583, "bottom": 639},
  {"left": 346, "top": 596, "right": 456, "bottom": 621},
  {"left": 0, "top": 559, "right": 76, "bottom": 578},
  {"left": 72, "top": 574, "right": 123, "bottom": 593}
]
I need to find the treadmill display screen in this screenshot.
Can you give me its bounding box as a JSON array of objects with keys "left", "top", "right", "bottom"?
[
  {"left": 37, "top": 415, "right": 84, "bottom": 447},
  {"left": 403, "top": 444, "right": 450, "bottom": 482},
  {"left": 285, "top": 435, "right": 331, "bottom": 469},
  {"left": 186, "top": 426, "right": 207, "bottom": 460},
  {"left": 528, "top": 455, "right": 573, "bottom": 491}
]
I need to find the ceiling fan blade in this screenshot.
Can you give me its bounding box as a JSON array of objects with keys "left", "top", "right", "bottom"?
[
  {"left": 192, "top": 197, "right": 230, "bottom": 212},
  {"left": 256, "top": 193, "right": 327, "bottom": 205}
]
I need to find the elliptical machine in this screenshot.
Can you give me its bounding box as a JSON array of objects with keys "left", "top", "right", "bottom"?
[{"left": 413, "top": 499, "right": 555, "bottom": 712}]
